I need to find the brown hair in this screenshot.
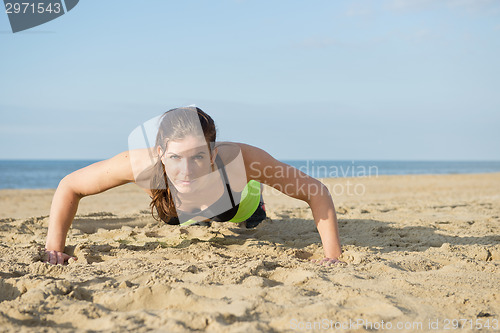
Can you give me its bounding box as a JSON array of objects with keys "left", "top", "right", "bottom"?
[{"left": 149, "top": 107, "right": 216, "bottom": 224}]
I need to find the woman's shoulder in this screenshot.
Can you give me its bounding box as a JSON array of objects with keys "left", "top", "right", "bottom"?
[
  {"left": 216, "top": 141, "right": 263, "bottom": 154},
  {"left": 215, "top": 142, "right": 266, "bottom": 163},
  {"left": 217, "top": 143, "right": 280, "bottom": 181},
  {"left": 231, "top": 142, "right": 273, "bottom": 163}
]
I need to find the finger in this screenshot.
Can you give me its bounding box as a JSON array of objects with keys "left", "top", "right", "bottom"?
[
  {"left": 65, "top": 254, "right": 77, "bottom": 263},
  {"left": 322, "top": 259, "right": 333, "bottom": 266},
  {"left": 64, "top": 254, "right": 78, "bottom": 263},
  {"left": 49, "top": 251, "right": 57, "bottom": 265},
  {"left": 57, "top": 252, "right": 64, "bottom": 265},
  {"left": 321, "top": 258, "right": 341, "bottom": 266},
  {"left": 314, "top": 258, "right": 325, "bottom": 265},
  {"left": 328, "top": 259, "right": 346, "bottom": 266},
  {"left": 328, "top": 259, "right": 340, "bottom": 266}
]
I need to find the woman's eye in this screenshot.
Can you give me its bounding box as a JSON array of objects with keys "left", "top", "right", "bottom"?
[
  {"left": 193, "top": 155, "right": 204, "bottom": 160},
  {"left": 170, "top": 155, "right": 180, "bottom": 160}
]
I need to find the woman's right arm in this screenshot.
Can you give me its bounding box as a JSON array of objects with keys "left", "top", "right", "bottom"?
[{"left": 45, "top": 151, "right": 136, "bottom": 264}]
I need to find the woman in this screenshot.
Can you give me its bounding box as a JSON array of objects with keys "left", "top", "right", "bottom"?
[{"left": 45, "top": 107, "right": 342, "bottom": 266}]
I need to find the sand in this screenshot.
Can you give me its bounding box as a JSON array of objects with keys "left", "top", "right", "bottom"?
[{"left": 0, "top": 173, "right": 499, "bottom": 332}]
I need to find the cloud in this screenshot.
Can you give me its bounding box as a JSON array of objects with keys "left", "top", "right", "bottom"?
[
  {"left": 386, "top": 0, "right": 499, "bottom": 14},
  {"left": 292, "top": 35, "right": 391, "bottom": 50},
  {"left": 344, "top": 1, "right": 375, "bottom": 18},
  {"left": 447, "top": 0, "right": 497, "bottom": 11},
  {"left": 410, "top": 28, "right": 435, "bottom": 42},
  {"left": 388, "top": 0, "right": 437, "bottom": 12}
]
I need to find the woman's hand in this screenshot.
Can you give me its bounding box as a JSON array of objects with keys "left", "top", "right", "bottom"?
[
  {"left": 311, "top": 257, "right": 346, "bottom": 266},
  {"left": 45, "top": 151, "right": 135, "bottom": 265},
  {"left": 44, "top": 249, "right": 77, "bottom": 265}
]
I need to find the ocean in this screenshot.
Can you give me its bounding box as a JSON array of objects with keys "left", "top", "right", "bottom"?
[{"left": 1, "top": 160, "right": 500, "bottom": 190}]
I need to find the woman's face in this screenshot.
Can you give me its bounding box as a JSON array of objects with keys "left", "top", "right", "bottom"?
[{"left": 160, "top": 135, "right": 213, "bottom": 194}]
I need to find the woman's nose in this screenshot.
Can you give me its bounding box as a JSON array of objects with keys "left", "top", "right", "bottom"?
[{"left": 179, "top": 158, "right": 194, "bottom": 177}]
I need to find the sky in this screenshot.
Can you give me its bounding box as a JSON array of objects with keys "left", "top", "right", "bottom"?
[{"left": 1, "top": 0, "right": 499, "bottom": 161}]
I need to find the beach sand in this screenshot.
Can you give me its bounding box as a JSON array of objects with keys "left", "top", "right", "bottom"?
[{"left": 0, "top": 173, "right": 499, "bottom": 332}]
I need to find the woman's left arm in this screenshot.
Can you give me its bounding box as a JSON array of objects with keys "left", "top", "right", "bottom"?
[{"left": 238, "top": 143, "right": 342, "bottom": 260}]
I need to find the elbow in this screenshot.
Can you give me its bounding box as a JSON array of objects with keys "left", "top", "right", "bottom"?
[
  {"left": 305, "top": 181, "right": 332, "bottom": 206},
  {"left": 58, "top": 174, "right": 84, "bottom": 199},
  {"left": 57, "top": 174, "right": 70, "bottom": 190}
]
